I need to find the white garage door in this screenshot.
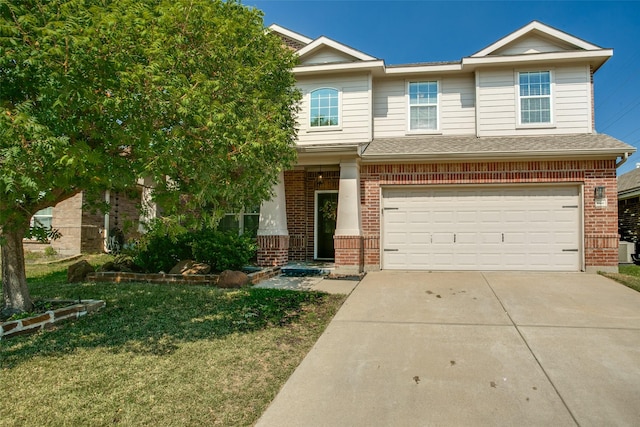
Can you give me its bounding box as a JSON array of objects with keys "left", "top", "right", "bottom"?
[{"left": 382, "top": 185, "right": 581, "bottom": 271}]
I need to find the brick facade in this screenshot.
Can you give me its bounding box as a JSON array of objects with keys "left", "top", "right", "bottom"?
[
  {"left": 278, "top": 159, "right": 619, "bottom": 272},
  {"left": 360, "top": 160, "right": 619, "bottom": 272},
  {"left": 257, "top": 235, "right": 290, "bottom": 267},
  {"left": 42, "top": 189, "right": 142, "bottom": 255},
  {"left": 283, "top": 169, "right": 339, "bottom": 262}
]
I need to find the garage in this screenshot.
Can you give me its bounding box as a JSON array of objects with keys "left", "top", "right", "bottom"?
[{"left": 382, "top": 185, "right": 581, "bottom": 271}]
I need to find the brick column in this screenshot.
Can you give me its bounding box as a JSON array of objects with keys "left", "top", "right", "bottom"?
[
  {"left": 334, "top": 160, "right": 363, "bottom": 274},
  {"left": 257, "top": 172, "right": 289, "bottom": 267}
]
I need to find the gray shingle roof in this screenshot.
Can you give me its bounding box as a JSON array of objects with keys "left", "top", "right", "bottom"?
[
  {"left": 618, "top": 167, "right": 640, "bottom": 193},
  {"left": 362, "top": 133, "right": 634, "bottom": 159}
]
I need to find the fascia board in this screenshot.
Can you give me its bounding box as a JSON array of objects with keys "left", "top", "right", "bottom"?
[
  {"left": 268, "top": 24, "right": 313, "bottom": 45},
  {"left": 362, "top": 149, "right": 634, "bottom": 163},
  {"left": 471, "top": 21, "right": 603, "bottom": 58},
  {"left": 385, "top": 64, "right": 463, "bottom": 74},
  {"left": 462, "top": 49, "right": 613, "bottom": 68},
  {"left": 619, "top": 189, "right": 640, "bottom": 200},
  {"left": 293, "top": 60, "right": 385, "bottom": 75},
  {"left": 297, "top": 37, "right": 377, "bottom": 61}
]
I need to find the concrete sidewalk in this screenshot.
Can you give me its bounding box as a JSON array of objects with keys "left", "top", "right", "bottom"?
[{"left": 256, "top": 271, "right": 640, "bottom": 426}]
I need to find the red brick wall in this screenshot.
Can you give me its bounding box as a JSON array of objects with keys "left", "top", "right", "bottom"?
[
  {"left": 284, "top": 170, "right": 339, "bottom": 261},
  {"left": 360, "top": 160, "right": 619, "bottom": 271},
  {"left": 257, "top": 235, "right": 290, "bottom": 267}
]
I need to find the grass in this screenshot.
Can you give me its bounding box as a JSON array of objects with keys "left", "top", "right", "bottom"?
[
  {"left": 1, "top": 256, "right": 346, "bottom": 426},
  {"left": 600, "top": 264, "right": 640, "bottom": 293}
]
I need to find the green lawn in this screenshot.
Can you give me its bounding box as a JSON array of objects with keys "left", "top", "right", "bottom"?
[
  {"left": 1, "top": 256, "right": 346, "bottom": 426},
  {"left": 600, "top": 264, "right": 640, "bottom": 293}
]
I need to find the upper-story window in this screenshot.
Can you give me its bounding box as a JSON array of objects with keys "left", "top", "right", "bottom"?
[
  {"left": 518, "top": 71, "right": 552, "bottom": 124},
  {"left": 310, "top": 88, "right": 339, "bottom": 128},
  {"left": 408, "top": 81, "right": 439, "bottom": 131}
]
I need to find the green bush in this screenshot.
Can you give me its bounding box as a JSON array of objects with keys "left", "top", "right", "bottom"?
[
  {"left": 191, "top": 228, "right": 257, "bottom": 271},
  {"left": 131, "top": 225, "right": 192, "bottom": 273},
  {"left": 130, "top": 224, "right": 257, "bottom": 273}
]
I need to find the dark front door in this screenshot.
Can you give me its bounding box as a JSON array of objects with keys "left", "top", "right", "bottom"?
[{"left": 316, "top": 192, "right": 338, "bottom": 260}]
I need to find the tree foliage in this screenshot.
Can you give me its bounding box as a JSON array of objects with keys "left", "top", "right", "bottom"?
[{"left": 0, "top": 0, "right": 299, "bottom": 313}]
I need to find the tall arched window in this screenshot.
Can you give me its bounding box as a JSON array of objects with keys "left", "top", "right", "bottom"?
[{"left": 310, "top": 88, "right": 339, "bottom": 127}]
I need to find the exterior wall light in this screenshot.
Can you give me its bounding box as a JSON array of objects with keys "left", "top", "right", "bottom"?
[{"left": 594, "top": 186, "right": 607, "bottom": 207}]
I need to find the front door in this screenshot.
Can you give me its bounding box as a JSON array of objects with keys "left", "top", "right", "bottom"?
[{"left": 315, "top": 191, "right": 338, "bottom": 260}]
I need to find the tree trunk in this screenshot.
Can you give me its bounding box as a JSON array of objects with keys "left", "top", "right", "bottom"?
[{"left": 1, "top": 226, "right": 32, "bottom": 315}]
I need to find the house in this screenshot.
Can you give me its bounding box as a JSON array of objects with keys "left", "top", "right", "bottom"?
[
  {"left": 255, "top": 21, "right": 635, "bottom": 274},
  {"left": 617, "top": 165, "right": 640, "bottom": 253},
  {"left": 26, "top": 189, "right": 142, "bottom": 256}
]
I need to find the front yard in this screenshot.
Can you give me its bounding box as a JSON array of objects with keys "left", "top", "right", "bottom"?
[
  {"left": 0, "top": 256, "right": 345, "bottom": 426},
  {"left": 601, "top": 264, "right": 640, "bottom": 293}
]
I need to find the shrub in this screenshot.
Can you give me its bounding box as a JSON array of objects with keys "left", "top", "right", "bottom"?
[
  {"left": 131, "top": 223, "right": 192, "bottom": 273},
  {"left": 191, "top": 228, "right": 257, "bottom": 271},
  {"left": 44, "top": 246, "right": 57, "bottom": 257}
]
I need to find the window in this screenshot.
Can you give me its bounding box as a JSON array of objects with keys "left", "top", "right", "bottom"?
[
  {"left": 31, "top": 207, "right": 53, "bottom": 230},
  {"left": 408, "top": 81, "right": 439, "bottom": 131},
  {"left": 519, "top": 71, "right": 552, "bottom": 124},
  {"left": 310, "top": 88, "right": 339, "bottom": 127},
  {"left": 218, "top": 207, "right": 260, "bottom": 238}
]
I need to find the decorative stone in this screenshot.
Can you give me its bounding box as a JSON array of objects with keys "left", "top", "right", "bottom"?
[
  {"left": 169, "top": 260, "right": 211, "bottom": 275},
  {"left": 67, "top": 260, "right": 95, "bottom": 283},
  {"left": 217, "top": 270, "right": 250, "bottom": 288}
]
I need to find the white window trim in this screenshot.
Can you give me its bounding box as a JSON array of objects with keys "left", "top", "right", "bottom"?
[
  {"left": 515, "top": 69, "right": 556, "bottom": 129},
  {"left": 406, "top": 79, "right": 441, "bottom": 135},
  {"left": 307, "top": 87, "right": 342, "bottom": 132}
]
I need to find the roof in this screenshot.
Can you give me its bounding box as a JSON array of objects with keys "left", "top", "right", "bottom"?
[
  {"left": 361, "top": 133, "right": 634, "bottom": 160},
  {"left": 270, "top": 21, "right": 612, "bottom": 76},
  {"left": 618, "top": 167, "right": 640, "bottom": 194}
]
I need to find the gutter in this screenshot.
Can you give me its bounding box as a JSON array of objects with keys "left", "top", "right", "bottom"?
[
  {"left": 616, "top": 151, "right": 631, "bottom": 169},
  {"left": 361, "top": 148, "right": 636, "bottom": 163}
]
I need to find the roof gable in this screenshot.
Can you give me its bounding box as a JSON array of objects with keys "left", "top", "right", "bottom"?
[
  {"left": 472, "top": 21, "right": 604, "bottom": 57},
  {"left": 297, "top": 36, "right": 377, "bottom": 63}
]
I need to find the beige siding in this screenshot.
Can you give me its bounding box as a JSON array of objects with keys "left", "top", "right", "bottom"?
[
  {"left": 477, "top": 65, "right": 592, "bottom": 136},
  {"left": 493, "top": 35, "right": 572, "bottom": 55},
  {"left": 373, "top": 75, "right": 476, "bottom": 137},
  {"left": 300, "top": 47, "right": 357, "bottom": 66},
  {"left": 296, "top": 74, "right": 371, "bottom": 145}
]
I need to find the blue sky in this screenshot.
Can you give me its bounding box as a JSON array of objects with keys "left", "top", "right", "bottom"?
[{"left": 245, "top": 0, "right": 640, "bottom": 174}]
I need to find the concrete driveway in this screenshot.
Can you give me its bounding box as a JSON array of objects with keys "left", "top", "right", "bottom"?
[{"left": 256, "top": 271, "right": 640, "bottom": 427}]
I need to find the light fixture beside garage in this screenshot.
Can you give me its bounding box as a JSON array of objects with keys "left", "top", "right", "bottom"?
[{"left": 594, "top": 186, "right": 607, "bottom": 207}]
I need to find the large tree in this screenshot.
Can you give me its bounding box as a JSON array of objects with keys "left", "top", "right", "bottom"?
[{"left": 0, "top": 0, "right": 299, "bottom": 314}]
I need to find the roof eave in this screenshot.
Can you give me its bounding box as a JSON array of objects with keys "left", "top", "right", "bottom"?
[
  {"left": 462, "top": 50, "right": 613, "bottom": 71},
  {"left": 293, "top": 60, "right": 386, "bottom": 75},
  {"left": 362, "top": 148, "right": 633, "bottom": 163}
]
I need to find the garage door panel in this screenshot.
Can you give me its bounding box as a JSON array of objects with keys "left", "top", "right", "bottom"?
[{"left": 382, "top": 185, "right": 580, "bottom": 271}]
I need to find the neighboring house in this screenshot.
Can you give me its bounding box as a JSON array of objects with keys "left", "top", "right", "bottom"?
[
  {"left": 618, "top": 165, "right": 640, "bottom": 246},
  {"left": 26, "top": 189, "right": 142, "bottom": 256},
  {"left": 255, "top": 21, "right": 635, "bottom": 274}
]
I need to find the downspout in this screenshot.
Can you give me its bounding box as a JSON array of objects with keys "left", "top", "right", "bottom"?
[
  {"left": 616, "top": 152, "right": 630, "bottom": 169},
  {"left": 103, "top": 190, "right": 110, "bottom": 253}
]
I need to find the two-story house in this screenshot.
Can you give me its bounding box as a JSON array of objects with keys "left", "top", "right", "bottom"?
[{"left": 255, "top": 21, "right": 635, "bottom": 274}]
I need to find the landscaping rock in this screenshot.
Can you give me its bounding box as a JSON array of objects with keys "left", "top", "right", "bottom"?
[
  {"left": 169, "top": 260, "right": 211, "bottom": 275},
  {"left": 217, "top": 270, "right": 250, "bottom": 288},
  {"left": 67, "top": 260, "right": 95, "bottom": 283}
]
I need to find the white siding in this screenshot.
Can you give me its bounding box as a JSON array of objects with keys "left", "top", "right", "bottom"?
[
  {"left": 296, "top": 74, "right": 371, "bottom": 145},
  {"left": 493, "top": 35, "right": 572, "bottom": 55},
  {"left": 477, "top": 65, "right": 592, "bottom": 136},
  {"left": 300, "top": 47, "right": 357, "bottom": 66},
  {"left": 373, "top": 75, "right": 476, "bottom": 138}
]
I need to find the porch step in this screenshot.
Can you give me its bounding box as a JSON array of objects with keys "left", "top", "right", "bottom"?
[{"left": 281, "top": 263, "right": 334, "bottom": 277}]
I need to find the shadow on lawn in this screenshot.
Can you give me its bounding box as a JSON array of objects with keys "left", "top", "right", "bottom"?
[{"left": 1, "top": 270, "right": 332, "bottom": 368}]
